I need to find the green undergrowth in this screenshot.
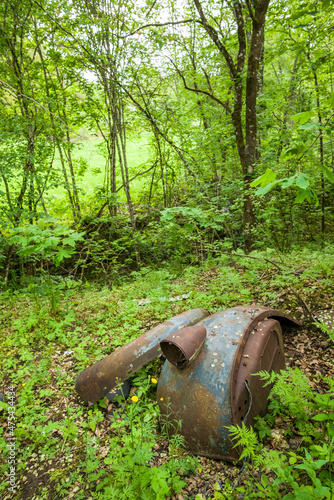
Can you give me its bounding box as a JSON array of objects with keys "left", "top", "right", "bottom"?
[
  {"left": 218, "top": 366, "right": 334, "bottom": 500},
  {"left": 0, "top": 248, "right": 333, "bottom": 499}
]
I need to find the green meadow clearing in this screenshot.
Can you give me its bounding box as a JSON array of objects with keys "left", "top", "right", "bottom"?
[{"left": 50, "top": 134, "right": 153, "bottom": 216}]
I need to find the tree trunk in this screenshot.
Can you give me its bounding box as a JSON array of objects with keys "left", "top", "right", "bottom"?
[{"left": 193, "top": 0, "right": 270, "bottom": 252}]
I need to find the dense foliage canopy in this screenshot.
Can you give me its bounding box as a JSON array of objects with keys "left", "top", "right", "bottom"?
[
  {"left": 0, "top": 0, "right": 333, "bottom": 282},
  {"left": 1, "top": 2, "right": 334, "bottom": 498}
]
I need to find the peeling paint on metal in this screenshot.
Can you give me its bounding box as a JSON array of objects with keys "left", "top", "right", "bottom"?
[
  {"left": 75, "top": 308, "right": 210, "bottom": 403},
  {"left": 157, "top": 306, "right": 300, "bottom": 461}
]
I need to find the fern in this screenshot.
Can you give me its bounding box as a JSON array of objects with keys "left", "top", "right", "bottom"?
[
  {"left": 314, "top": 319, "right": 334, "bottom": 341},
  {"left": 254, "top": 368, "right": 314, "bottom": 427},
  {"left": 255, "top": 369, "right": 278, "bottom": 387},
  {"left": 253, "top": 448, "right": 287, "bottom": 470},
  {"left": 228, "top": 423, "right": 259, "bottom": 461}
]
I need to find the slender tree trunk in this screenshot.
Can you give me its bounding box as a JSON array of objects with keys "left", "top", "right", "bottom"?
[
  {"left": 307, "top": 53, "right": 325, "bottom": 244},
  {"left": 193, "top": 0, "right": 270, "bottom": 252},
  {"left": 153, "top": 128, "right": 167, "bottom": 207},
  {"left": 114, "top": 103, "right": 140, "bottom": 264},
  {"left": 55, "top": 66, "right": 81, "bottom": 217},
  {"left": 275, "top": 57, "right": 299, "bottom": 160},
  {"left": 36, "top": 42, "right": 78, "bottom": 219}
]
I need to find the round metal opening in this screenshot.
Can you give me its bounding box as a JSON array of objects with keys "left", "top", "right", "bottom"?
[{"left": 160, "top": 342, "right": 188, "bottom": 367}]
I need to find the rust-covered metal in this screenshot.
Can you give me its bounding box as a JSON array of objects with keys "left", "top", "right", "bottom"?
[
  {"left": 314, "top": 309, "right": 334, "bottom": 331},
  {"left": 75, "top": 308, "right": 209, "bottom": 404},
  {"left": 232, "top": 318, "right": 285, "bottom": 430},
  {"left": 157, "top": 306, "right": 300, "bottom": 462},
  {"left": 160, "top": 325, "right": 207, "bottom": 368}
]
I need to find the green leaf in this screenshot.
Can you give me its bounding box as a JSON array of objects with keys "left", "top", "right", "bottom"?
[
  {"left": 171, "top": 475, "right": 187, "bottom": 493},
  {"left": 280, "top": 175, "right": 297, "bottom": 189},
  {"left": 54, "top": 248, "right": 73, "bottom": 265},
  {"left": 298, "top": 122, "right": 319, "bottom": 130},
  {"left": 295, "top": 187, "right": 318, "bottom": 206},
  {"left": 295, "top": 173, "right": 309, "bottom": 190},
  {"left": 141, "top": 467, "right": 170, "bottom": 496},
  {"left": 321, "top": 0, "right": 333, "bottom": 10},
  {"left": 291, "top": 111, "right": 315, "bottom": 126},
  {"left": 261, "top": 474, "right": 269, "bottom": 487},
  {"left": 250, "top": 168, "right": 277, "bottom": 188},
  {"left": 323, "top": 92, "right": 334, "bottom": 107},
  {"left": 45, "top": 236, "right": 61, "bottom": 248},
  {"left": 294, "top": 188, "right": 308, "bottom": 204},
  {"left": 63, "top": 236, "right": 77, "bottom": 247},
  {"left": 10, "top": 235, "right": 28, "bottom": 247},
  {"left": 255, "top": 181, "right": 278, "bottom": 195},
  {"left": 308, "top": 187, "right": 319, "bottom": 206},
  {"left": 86, "top": 459, "right": 99, "bottom": 473},
  {"left": 312, "top": 459, "right": 329, "bottom": 469},
  {"left": 160, "top": 210, "right": 175, "bottom": 222},
  {"left": 281, "top": 145, "right": 306, "bottom": 160},
  {"left": 312, "top": 413, "right": 329, "bottom": 422},
  {"left": 184, "top": 223, "right": 194, "bottom": 232}
]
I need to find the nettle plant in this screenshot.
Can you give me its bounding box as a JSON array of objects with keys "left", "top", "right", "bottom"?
[
  {"left": 7, "top": 218, "right": 84, "bottom": 312},
  {"left": 9, "top": 218, "right": 84, "bottom": 269}
]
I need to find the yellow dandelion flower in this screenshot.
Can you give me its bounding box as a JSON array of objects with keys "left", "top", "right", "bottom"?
[
  {"left": 151, "top": 378, "right": 158, "bottom": 384},
  {"left": 22, "top": 383, "right": 25, "bottom": 387},
  {"left": 131, "top": 395, "right": 139, "bottom": 403},
  {"left": 160, "top": 397, "right": 164, "bottom": 401}
]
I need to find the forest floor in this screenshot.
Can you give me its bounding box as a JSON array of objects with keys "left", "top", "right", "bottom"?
[{"left": 0, "top": 248, "right": 333, "bottom": 499}]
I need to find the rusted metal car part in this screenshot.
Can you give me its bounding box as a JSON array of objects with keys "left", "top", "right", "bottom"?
[
  {"left": 157, "top": 306, "right": 300, "bottom": 462},
  {"left": 160, "top": 325, "right": 207, "bottom": 368},
  {"left": 106, "top": 379, "right": 131, "bottom": 402},
  {"left": 232, "top": 318, "right": 284, "bottom": 429},
  {"left": 314, "top": 309, "right": 334, "bottom": 331},
  {"left": 75, "top": 308, "right": 209, "bottom": 404}
]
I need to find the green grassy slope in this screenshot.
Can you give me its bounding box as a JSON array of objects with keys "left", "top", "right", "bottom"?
[{"left": 49, "top": 134, "right": 153, "bottom": 217}]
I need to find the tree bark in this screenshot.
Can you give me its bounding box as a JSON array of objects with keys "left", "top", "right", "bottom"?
[{"left": 192, "top": 0, "right": 270, "bottom": 252}]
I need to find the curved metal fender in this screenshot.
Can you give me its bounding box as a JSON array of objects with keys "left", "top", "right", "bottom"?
[
  {"left": 75, "top": 308, "right": 210, "bottom": 403},
  {"left": 157, "top": 306, "right": 300, "bottom": 461}
]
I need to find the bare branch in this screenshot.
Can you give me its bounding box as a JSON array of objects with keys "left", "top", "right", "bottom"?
[
  {"left": 192, "top": 0, "right": 236, "bottom": 78},
  {"left": 169, "top": 58, "right": 232, "bottom": 114},
  {"left": 120, "top": 19, "right": 197, "bottom": 39}
]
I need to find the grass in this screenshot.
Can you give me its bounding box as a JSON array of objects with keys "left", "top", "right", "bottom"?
[
  {"left": 48, "top": 134, "right": 153, "bottom": 217},
  {"left": 0, "top": 249, "right": 333, "bottom": 499}
]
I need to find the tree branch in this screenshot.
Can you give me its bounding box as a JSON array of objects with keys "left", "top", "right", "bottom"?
[
  {"left": 0, "top": 78, "right": 81, "bottom": 138},
  {"left": 119, "top": 19, "right": 197, "bottom": 39},
  {"left": 169, "top": 58, "right": 232, "bottom": 113},
  {"left": 96, "top": 163, "right": 157, "bottom": 217},
  {"left": 245, "top": 0, "right": 257, "bottom": 23},
  {"left": 233, "top": 1, "right": 247, "bottom": 74},
  {"left": 297, "top": 110, "right": 334, "bottom": 163},
  {"left": 192, "top": 0, "right": 236, "bottom": 78}
]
